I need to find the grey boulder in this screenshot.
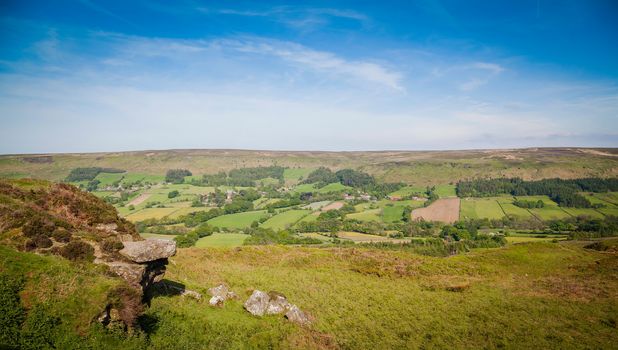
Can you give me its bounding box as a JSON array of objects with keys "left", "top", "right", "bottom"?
[{"left": 119, "top": 239, "right": 176, "bottom": 263}]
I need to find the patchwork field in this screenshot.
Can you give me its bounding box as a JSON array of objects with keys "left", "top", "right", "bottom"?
[{"left": 412, "top": 198, "right": 460, "bottom": 223}]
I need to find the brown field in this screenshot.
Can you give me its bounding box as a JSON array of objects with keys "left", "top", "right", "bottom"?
[
  {"left": 321, "top": 201, "right": 344, "bottom": 211},
  {"left": 128, "top": 193, "right": 150, "bottom": 206},
  {"left": 412, "top": 198, "right": 461, "bottom": 223}
]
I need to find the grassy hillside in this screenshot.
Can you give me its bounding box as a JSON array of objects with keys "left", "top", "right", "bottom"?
[
  {"left": 142, "top": 241, "right": 618, "bottom": 349},
  {"left": 2, "top": 148, "right": 617, "bottom": 186}
]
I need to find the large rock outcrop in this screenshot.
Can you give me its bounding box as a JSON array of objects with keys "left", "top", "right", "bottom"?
[
  {"left": 105, "top": 240, "right": 175, "bottom": 291},
  {"left": 0, "top": 179, "right": 177, "bottom": 294}
]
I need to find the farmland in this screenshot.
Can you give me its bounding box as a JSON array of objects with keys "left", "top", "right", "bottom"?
[{"left": 412, "top": 198, "right": 461, "bottom": 223}]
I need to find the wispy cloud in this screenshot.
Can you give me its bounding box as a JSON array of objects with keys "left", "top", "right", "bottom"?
[
  {"left": 224, "top": 38, "right": 403, "bottom": 90},
  {"left": 199, "top": 6, "right": 370, "bottom": 32}
]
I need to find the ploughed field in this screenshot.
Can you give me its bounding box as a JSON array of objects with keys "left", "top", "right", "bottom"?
[{"left": 412, "top": 198, "right": 461, "bottom": 223}]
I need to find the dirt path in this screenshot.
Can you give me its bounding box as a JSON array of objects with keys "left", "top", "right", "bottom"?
[
  {"left": 412, "top": 198, "right": 460, "bottom": 223},
  {"left": 128, "top": 193, "right": 150, "bottom": 206}
]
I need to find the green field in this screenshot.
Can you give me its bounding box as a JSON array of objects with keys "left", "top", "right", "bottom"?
[
  {"left": 140, "top": 233, "right": 176, "bottom": 240},
  {"left": 283, "top": 168, "right": 313, "bottom": 184},
  {"left": 562, "top": 208, "right": 605, "bottom": 219},
  {"left": 383, "top": 205, "right": 404, "bottom": 223},
  {"left": 207, "top": 210, "right": 269, "bottom": 229},
  {"left": 505, "top": 236, "right": 567, "bottom": 243},
  {"left": 496, "top": 197, "right": 534, "bottom": 218},
  {"left": 346, "top": 208, "right": 382, "bottom": 222},
  {"left": 460, "top": 198, "right": 505, "bottom": 220},
  {"left": 125, "top": 208, "right": 179, "bottom": 221},
  {"left": 260, "top": 210, "right": 311, "bottom": 230},
  {"left": 434, "top": 184, "right": 457, "bottom": 197},
  {"left": 195, "top": 233, "right": 250, "bottom": 248},
  {"left": 388, "top": 185, "right": 426, "bottom": 197},
  {"left": 290, "top": 183, "right": 316, "bottom": 193}
]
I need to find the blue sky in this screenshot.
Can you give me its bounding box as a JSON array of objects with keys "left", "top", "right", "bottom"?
[{"left": 1, "top": 0, "right": 617, "bottom": 153}]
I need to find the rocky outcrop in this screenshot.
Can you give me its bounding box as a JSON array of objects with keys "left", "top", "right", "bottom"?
[
  {"left": 243, "top": 290, "right": 310, "bottom": 325},
  {"left": 105, "top": 239, "right": 176, "bottom": 292}
]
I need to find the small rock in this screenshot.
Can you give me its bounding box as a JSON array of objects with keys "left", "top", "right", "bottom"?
[
  {"left": 285, "top": 304, "right": 310, "bottom": 325},
  {"left": 243, "top": 290, "right": 270, "bottom": 316},
  {"left": 209, "top": 295, "right": 225, "bottom": 307},
  {"left": 208, "top": 284, "right": 238, "bottom": 302},
  {"left": 181, "top": 289, "right": 202, "bottom": 300},
  {"left": 266, "top": 292, "right": 290, "bottom": 315}
]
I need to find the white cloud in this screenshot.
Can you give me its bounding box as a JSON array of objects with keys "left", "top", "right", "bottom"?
[{"left": 1, "top": 28, "right": 617, "bottom": 153}]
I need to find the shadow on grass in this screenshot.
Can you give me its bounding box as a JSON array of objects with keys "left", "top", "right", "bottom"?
[{"left": 144, "top": 279, "right": 186, "bottom": 305}]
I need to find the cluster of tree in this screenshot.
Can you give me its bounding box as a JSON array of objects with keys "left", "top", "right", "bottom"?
[
  {"left": 423, "top": 186, "right": 439, "bottom": 207},
  {"left": 302, "top": 167, "right": 339, "bottom": 187},
  {"left": 513, "top": 199, "right": 544, "bottom": 208},
  {"left": 200, "top": 166, "right": 285, "bottom": 187},
  {"left": 65, "top": 167, "right": 124, "bottom": 182},
  {"left": 86, "top": 179, "right": 100, "bottom": 192},
  {"left": 174, "top": 223, "right": 218, "bottom": 248},
  {"left": 165, "top": 169, "right": 192, "bottom": 184},
  {"left": 168, "top": 190, "right": 180, "bottom": 199},
  {"left": 456, "top": 178, "right": 618, "bottom": 208},
  {"left": 365, "top": 182, "right": 406, "bottom": 198},
  {"left": 302, "top": 167, "right": 375, "bottom": 188},
  {"left": 243, "top": 227, "right": 322, "bottom": 245}
]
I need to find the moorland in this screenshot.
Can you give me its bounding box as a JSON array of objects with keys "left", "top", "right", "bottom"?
[{"left": 1, "top": 147, "right": 617, "bottom": 349}]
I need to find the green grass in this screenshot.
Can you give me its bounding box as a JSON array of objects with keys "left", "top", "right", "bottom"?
[
  {"left": 346, "top": 209, "right": 382, "bottom": 222},
  {"left": 124, "top": 208, "right": 179, "bottom": 221},
  {"left": 434, "top": 184, "right": 457, "bottom": 197},
  {"left": 388, "top": 185, "right": 426, "bottom": 197},
  {"left": 140, "top": 233, "right": 176, "bottom": 240},
  {"left": 155, "top": 241, "right": 618, "bottom": 349},
  {"left": 283, "top": 168, "right": 314, "bottom": 184},
  {"left": 94, "top": 172, "right": 125, "bottom": 186},
  {"left": 505, "top": 235, "right": 568, "bottom": 243},
  {"left": 460, "top": 198, "right": 505, "bottom": 220},
  {"left": 561, "top": 208, "right": 605, "bottom": 219},
  {"left": 290, "top": 183, "right": 316, "bottom": 193},
  {"left": 207, "top": 210, "right": 269, "bottom": 229},
  {"left": 0, "top": 246, "right": 143, "bottom": 349},
  {"left": 496, "top": 197, "right": 534, "bottom": 218},
  {"left": 383, "top": 206, "right": 404, "bottom": 223},
  {"left": 260, "top": 210, "right": 311, "bottom": 231},
  {"left": 315, "top": 182, "right": 352, "bottom": 194},
  {"left": 195, "top": 233, "right": 250, "bottom": 248}
]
